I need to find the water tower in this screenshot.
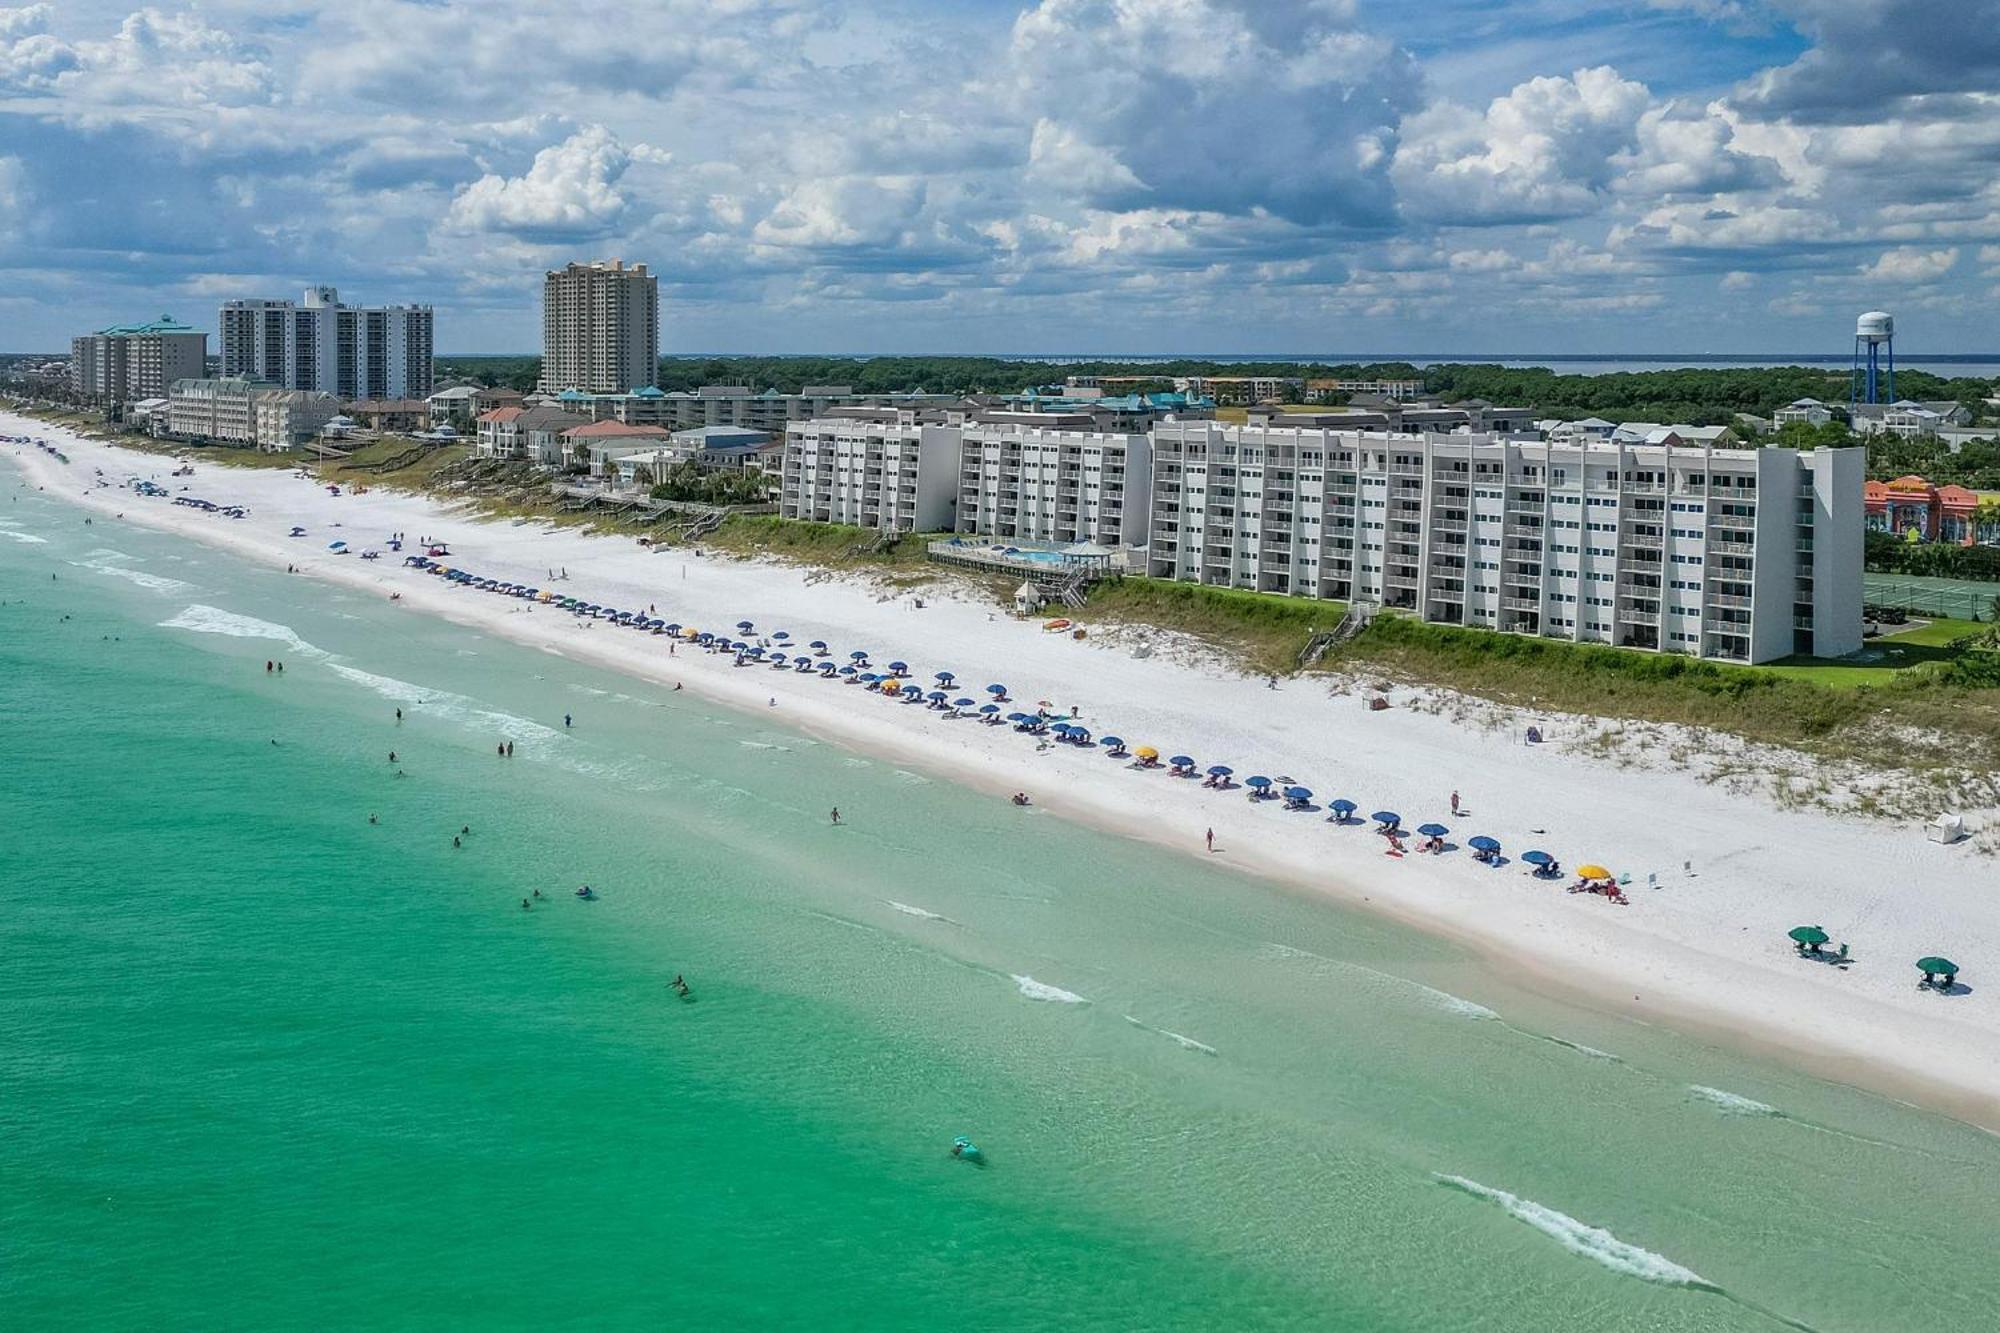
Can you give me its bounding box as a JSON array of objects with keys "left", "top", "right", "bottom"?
[{"left": 1852, "top": 310, "right": 1894, "bottom": 405}]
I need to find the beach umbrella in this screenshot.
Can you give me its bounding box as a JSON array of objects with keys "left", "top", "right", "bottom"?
[
  {"left": 772, "top": 631, "right": 790, "bottom": 641},
  {"left": 1007, "top": 712, "right": 1030, "bottom": 722},
  {"left": 1208, "top": 765, "right": 1234, "bottom": 777},
  {"left": 980, "top": 704, "right": 1000, "bottom": 714},
  {"left": 1136, "top": 746, "right": 1160, "bottom": 761},
  {"left": 737, "top": 619, "right": 754, "bottom": 631},
  {"left": 1100, "top": 736, "right": 1125, "bottom": 748},
  {"left": 1170, "top": 755, "right": 1195, "bottom": 767},
  {"left": 1577, "top": 864, "right": 1611, "bottom": 880},
  {"left": 1917, "top": 956, "right": 1959, "bottom": 975},
  {"left": 928, "top": 690, "right": 947, "bottom": 701},
  {"left": 986, "top": 683, "right": 1007, "bottom": 695},
  {"left": 1522, "top": 850, "right": 1553, "bottom": 866},
  {"left": 770, "top": 653, "right": 788, "bottom": 664},
  {"left": 903, "top": 685, "right": 923, "bottom": 698},
  {"left": 1247, "top": 776, "right": 1273, "bottom": 789},
  {"left": 935, "top": 671, "right": 955, "bottom": 683},
  {"left": 1050, "top": 723, "right": 1073, "bottom": 734},
  {"left": 1370, "top": 810, "right": 1400, "bottom": 825},
  {"left": 1418, "top": 823, "right": 1450, "bottom": 838},
  {"left": 851, "top": 650, "right": 870, "bottom": 661},
  {"left": 810, "top": 639, "right": 828, "bottom": 650},
  {"left": 888, "top": 661, "right": 909, "bottom": 674},
  {"left": 953, "top": 698, "right": 975, "bottom": 708},
  {"left": 1468, "top": 836, "right": 1501, "bottom": 852},
  {"left": 1284, "top": 786, "right": 1312, "bottom": 800},
  {"left": 665, "top": 623, "right": 682, "bottom": 634},
  {"left": 839, "top": 665, "right": 856, "bottom": 675},
  {"left": 1789, "top": 926, "right": 1830, "bottom": 947}
]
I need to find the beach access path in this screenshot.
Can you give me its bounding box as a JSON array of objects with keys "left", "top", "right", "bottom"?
[{"left": 10, "top": 412, "right": 2000, "bottom": 1129}]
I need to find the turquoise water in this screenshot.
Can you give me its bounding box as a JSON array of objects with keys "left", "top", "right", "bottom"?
[{"left": 4, "top": 469, "right": 2000, "bottom": 1330}]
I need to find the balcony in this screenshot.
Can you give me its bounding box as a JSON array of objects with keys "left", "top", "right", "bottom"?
[
  {"left": 1709, "top": 593, "right": 1753, "bottom": 610},
  {"left": 1709, "top": 513, "right": 1756, "bottom": 531},
  {"left": 1620, "top": 531, "right": 1664, "bottom": 548},
  {"left": 1502, "top": 595, "right": 1542, "bottom": 612},
  {"left": 1710, "top": 537, "right": 1754, "bottom": 556},
  {"left": 1703, "top": 617, "right": 1751, "bottom": 634}
]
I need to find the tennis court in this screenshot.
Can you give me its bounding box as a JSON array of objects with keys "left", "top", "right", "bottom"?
[{"left": 1864, "top": 573, "right": 2000, "bottom": 619}]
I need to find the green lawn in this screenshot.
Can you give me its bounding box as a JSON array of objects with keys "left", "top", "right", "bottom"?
[{"left": 1761, "top": 618, "right": 1987, "bottom": 687}]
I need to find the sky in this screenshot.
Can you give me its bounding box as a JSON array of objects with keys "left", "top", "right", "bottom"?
[{"left": 2, "top": 0, "right": 1998, "bottom": 355}]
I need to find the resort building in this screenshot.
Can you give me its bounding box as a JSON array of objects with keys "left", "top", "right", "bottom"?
[
  {"left": 564, "top": 420, "right": 676, "bottom": 475},
  {"left": 219, "top": 287, "right": 435, "bottom": 400},
  {"left": 1175, "top": 375, "right": 1303, "bottom": 405},
  {"left": 994, "top": 389, "right": 1212, "bottom": 431},
  {"left": 1864, "top": 476, "right": 1994, "bottom": 544},
  {"left": 1304, "top": 378, "right": 1426, "bottom": 403},
  {"left": 1144, "top": 421, "right": 1864, "bottom": 665},
  {"left": 70, "top": 317, "right": 209, "bottom": 402},
  {"left": 571, "top": 383, "right": 961, "bottom": 431},
  {"left": 779, "top": 409, "right": 963, "bottom": 531},
  {"left": 954, "top": 422, "right": 1153, "bottom": 549},
  {"left": 539, "top": 260, "right": 658, "bottom": 395},
  {"left": 1847, "top": 400, "right": 1972, "bottom": 440},
  {"left": 163, "top": 378, "right": 338, "bottom": 450}
]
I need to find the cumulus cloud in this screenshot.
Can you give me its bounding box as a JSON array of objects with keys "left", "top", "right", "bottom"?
[
  {"left": 1738, "top": 0, "right": 2000, "bottom": 122},
  {"left": 1860, "top": 246, "right": 1959, "bottom": 283},
  {"left": 1000, "top": 0, "right": 1418, "bottom": 227},
  {"left": 1393, "top": 67, "right": 1652, "bottom": 224},
  {"left": 446, "top": 125, "right": 647, "bottom": 239},
  {"left": 0, "top": 4, "right": 76, "bottom": 89}
]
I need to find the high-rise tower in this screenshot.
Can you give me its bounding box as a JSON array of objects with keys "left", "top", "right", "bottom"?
[{"left": 538, "top": 260, "right": 659, "bottom": 395}]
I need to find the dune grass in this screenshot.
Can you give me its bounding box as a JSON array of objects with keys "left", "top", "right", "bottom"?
[{"left": 1081, "top": 578, "right": 1342, "bottom": 675}]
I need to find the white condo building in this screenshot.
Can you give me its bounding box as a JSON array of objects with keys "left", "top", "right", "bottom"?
[
  {"left": 219, "top": 287, "right": 435, "bottom": 400},
  {"left": 1146, "top": 421, "right": 1862, "bottom": 665},
  {"left": 780, "top": 410, "right": 962, "bottom": 531},
  {"left": 955, "top": 422, "right": 1153, "bottom": 548},
  {"left": 539, "top": 260, "right": 658, "bottom": 395},
  {"left": 71, "top": 317, "right": 208, "bottom": 402}
]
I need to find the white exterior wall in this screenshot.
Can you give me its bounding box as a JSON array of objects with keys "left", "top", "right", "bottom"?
[
  {"left": 220, "top": 291, "right": 433, "bottom": 398},
  {"left": 780, "top": 418, "right": 963, "bottom": 531},
  {"left": 1145, "top": 422, "right": 1863, "bottom": 665},
  {"left": 955, "top": 424, "right": 1152, "bottom": 548}
]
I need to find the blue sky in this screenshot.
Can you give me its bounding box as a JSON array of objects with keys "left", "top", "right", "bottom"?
[{"left": 1, "top": 0, "right": 1996, "bottom": 355}]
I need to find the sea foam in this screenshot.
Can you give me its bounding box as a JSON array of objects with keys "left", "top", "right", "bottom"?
[
  {"left": 1689, "top": 1085, "right": 1780, "bottom": 1117},
  {"left": 1413, "top": 983, "right": 1499, "bottom": 1021},
  {"left": 1013, "top": 975, "right": 1088, "bottom": 1004},
  {"left": 159, "top": 605, "right": 322, "bottom": 656},
  {"left": 1435, "top": 1175, "right": 1716, "bottom": 1289},
  {"left": 1123, "top": 1015, "right": 1218, "bottom": 1054},
  {"left": 886, "top": 900, "right": 952, "bottom": 922},
  {"left": 320, "top": 662, "right": 560, "bottom": 743},
  {"left": 80, "top": 553, "right": 193, "bottom": 593}
]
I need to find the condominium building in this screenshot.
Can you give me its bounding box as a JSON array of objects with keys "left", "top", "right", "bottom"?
[
  {"left": 779, "top": 410, "right": 962, "bottom": 531},
  {"left": 70, "top": 317, "right": 209, "bottom": 402},
  {"left": 163, "top": 378, "right": 338, "bottom": 450},
  {"left": 571, "top": 383, "right": 960, "bottom": 430},
  {"left": 1304, "top": 378, "right": 1425, "bottom": 403},
  {"left": 427, "top": 383, "right": 525, "bottom": 425},
  {"left": 1176, "top": 375, "right": 1303, "bottom": 405},
  {"left": 539, "top": 260, "right": 658, "bottom": 395},
  {"left": 955, "top": 423, "right": 1153, "bottom": 548},
  {"left": 474, "top": 405, "right": 590, "bottom": 466},
  {"left": 1145, "top": 421, "right": 1862, "bottom": 664},
  {"left": 219, "top": 287, "right": 435, "bottom": 400}
]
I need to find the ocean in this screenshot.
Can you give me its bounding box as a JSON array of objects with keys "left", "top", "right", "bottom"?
[{"left": 4, "top": 473, "right": 1999, "bottom": 1331}]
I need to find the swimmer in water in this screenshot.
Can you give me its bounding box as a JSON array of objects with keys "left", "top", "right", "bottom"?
[
  {"left": 452, "top": 836, "right": 461, "bottom": 849},
  {"left": 369, "top": 813, "right": 378, "bottom": 825},
  {"left": 522, "top": 898, "right": 531, "bottom": 910}
]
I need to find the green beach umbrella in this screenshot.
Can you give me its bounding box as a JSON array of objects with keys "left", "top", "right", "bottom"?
[
  {"left": 1788, "top": 926, "right": 1829, "bottom": 947},
  {"left": 1916, "top": 956, "right": 1959, "bottom": 975}
]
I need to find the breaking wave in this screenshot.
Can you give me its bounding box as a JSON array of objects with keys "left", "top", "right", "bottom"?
[
  {"left": 159, "top": 605, "right": 323, "bottom": 656},
  {"left": 1012, "top": 975, "right": 1087, "bottom": 1004},
  {"left": 1435, "top": 1175, "right": 1715, "bottom": 1289}
]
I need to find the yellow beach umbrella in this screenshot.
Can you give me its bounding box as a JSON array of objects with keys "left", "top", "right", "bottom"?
[
  {"left": 1134, "top": 745, "right": 1159, "bottom": 760},
  {"left": 682, "top": 626, "right": 700, "bottom": 639},
  {"left": 1576, "top": 864, "right": 1611, "bottom": 880}
]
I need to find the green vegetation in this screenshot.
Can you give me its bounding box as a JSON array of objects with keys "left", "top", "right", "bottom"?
[
  {"left": 1865, "top": 529, "right": 2000, "bottom": 580},
  {"left": 1082, "top": 578, "right": 1342, "bottom": 675},
  {"left": 647, "top": 464, "right": 771, "bottom": 506},
  {"left": 1336, "top": 611, "right": 2000, "bottom": 770},
  {"left": 1857, "top": 433, "right": 2000, "bottom": 488},
  {"left": 1421, "top": 364, "right": 1994, "bottom": 427}
]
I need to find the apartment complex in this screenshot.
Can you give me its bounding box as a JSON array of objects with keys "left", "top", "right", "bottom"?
[
  {"left": 219, "top": 287, "right": 434, "bottom": 400},
  {"left": 955, "top": 423, "right": 1153, "bottom": 548},
  {"left": 475, "top": 405, "right": 591, "bottom": 466},
  {"left": 567, "top": 383, "right": 959, "bottom": 430},
  {"left": 539, "top": 260, "right": 658, "bottom": 395},
  {"left": 1304, "top": 378, "right": 1425, "bottom": 402},
  {"left": 70, "top": 318, "right": 208, "bottom": 402},
  {"left": 1145, "top": 421, "right": 1861, "bottom": 665},
  {"left": 163, "top": 377, "right": 338, "bottom": 450},
  {"left": 779, "top": 410, "right": 962, "bottom": 531}
]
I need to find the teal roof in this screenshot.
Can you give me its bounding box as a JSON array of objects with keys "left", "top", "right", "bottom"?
[
  {"left": 557, "top": 389, "right": 590, "bottom": 402},
  {"left": 632, "top": 385, "right": 665, "bottom": 398},
  {"left": 101, "top": 314, "right": 198, "bottom": 336}
]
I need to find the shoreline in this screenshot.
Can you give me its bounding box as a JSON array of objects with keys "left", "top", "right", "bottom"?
[{"left": 10, "top": 415, "right": 2000, "bottom": 1133}]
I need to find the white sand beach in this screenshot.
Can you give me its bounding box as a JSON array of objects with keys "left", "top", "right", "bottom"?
[{"left": 12, "top": 412, "right": 2000, "bottom": 1128}]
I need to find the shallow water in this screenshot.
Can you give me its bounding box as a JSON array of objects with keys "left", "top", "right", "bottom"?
[{"left": 5, "top": 467, "right": 1999, "bottom": 1330}]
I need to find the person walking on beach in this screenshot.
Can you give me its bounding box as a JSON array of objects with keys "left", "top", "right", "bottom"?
[
  {"left": 1450, "top": 790, "right": 1461, "bottom": 817},
  {"left": 830, "top": 807, "right": 842, "bottom": 826},
  {"left": 1205, "top": 828, "right": 1215, "bottom": 853}
]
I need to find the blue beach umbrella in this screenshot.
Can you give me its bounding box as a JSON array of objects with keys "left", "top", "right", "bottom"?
[
  {"left": 810, "top": 639, "right": 828, "bottom": 650},
  {"left": 1522, "top": 850, "right": 1553, "bottom": 866},
  {"left": 839, "top": 665, "right": 856, "bottom": 675},
  {"left": 1371, "top": 810, "right": 1401, "bottom": 826},
  {"left": 902, "top": 685, "right": 923, "bottom": 698},
  {"left": 851, "top": 650, "right": 870, "bottom": 661},
  {"left": 1284, "top": 786, "right": 1312, "bottom": 800},
  {"left": 887, "top": 661, "right": 909, "bottom": 674},
  {"left": 935, "top": 671, "right": 955, "bottom": 683},
  {"left": 772, "top": 631, "right": 790, "bottom": 641},
  {"left": 980, "top": 704, "right": 1000, "bottom": 714},
  {"left": 986, "top": 683, "right": 1007, "bottom": 695},
  {"left": 928, "top": 690, "right": 947, "bottom": 701},
  {"left": 1468, "top": 836, "right": 1501, "bottom": 852},
  {"left": 1417, "top": 823, "right": 1450, "bottom": 837},
  {"left": 770, "top": 653, "right": 788, "bottom": 664},
  {"left": 1246, "top": 776, "right": 1273, "bottom": 789},
  {"left": 1050, "top": 723, "right": 1073, "bottom": 734},
  {"left": 1208, "top": 765, "right": 1234, "bottom": 777},
  {"left": 953, "top": 698, "right": 975, "bottom": 708},
  {"left": 1170, "top": 755, "right": 1195, "bottom": 767},
  {"left": 1100, "top": 736, "right": 1125, "bottom": 748},
  {"left": 1006, "top": 712, "right": 1029, "bottom": 722},
  {"left": 737, "top": 619, "right": 754, "bottom": 631}
]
